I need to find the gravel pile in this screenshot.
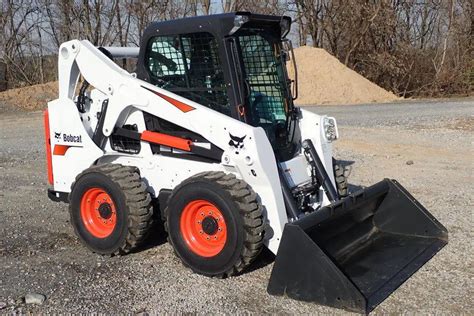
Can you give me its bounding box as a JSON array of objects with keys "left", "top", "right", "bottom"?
[
  {"left": 289, "top": 46, "right": 400, "bottom": 105},
  {"left": 0, "top": 46, "right": 402, "bottom": 113},
  {"left": 0, "top": 81, "right": 57, "bottom": 111}
]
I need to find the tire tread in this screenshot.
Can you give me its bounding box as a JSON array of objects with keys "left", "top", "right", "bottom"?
[
  {"left": 333, "top": 162, "right": 349, "bottom": 197},
  {"left": 69, "top": 163, "right": 153, "bottom": 256},
  {"left": 164, "top": 171, "right": 264, "bottom": 277}
]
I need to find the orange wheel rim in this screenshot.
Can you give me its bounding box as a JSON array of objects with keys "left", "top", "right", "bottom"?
[
  {"left": 80, "top": 188, "right": 117, "bottom": 238},
  {"left": 180, "top": 200, "right": 227, "bottom": 257}
]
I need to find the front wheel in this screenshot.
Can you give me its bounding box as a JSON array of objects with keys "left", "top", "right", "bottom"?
[{"left": 165, "top": 171, "right": 264, "bottom": 278}]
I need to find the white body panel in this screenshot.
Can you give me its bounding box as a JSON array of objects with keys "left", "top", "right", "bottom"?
[
  {"left": 46, "top": 40, "right": 339, "bottom": 254},
  {"left": 48, "top": 98, "right": 103, "bottom": 192},
  {"left": 280, "top": 154, "right": 311, "bottom": 187},
  {"left": 298, "top": 109, "right": 338, "bottom": 206}
]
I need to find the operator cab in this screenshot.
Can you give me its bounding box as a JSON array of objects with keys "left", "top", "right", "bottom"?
[{"left": 136, "top": 12, "right": 298, "bottom": 160}]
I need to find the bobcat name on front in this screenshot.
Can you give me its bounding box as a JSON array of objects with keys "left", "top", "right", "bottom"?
[{"left": 62, "top": 134, "right": 82, "bottom": 143}]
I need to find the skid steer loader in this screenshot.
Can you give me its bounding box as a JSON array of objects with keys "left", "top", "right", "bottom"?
[{"left": 44, "top": 12, "right": 447, "bottom": 313}]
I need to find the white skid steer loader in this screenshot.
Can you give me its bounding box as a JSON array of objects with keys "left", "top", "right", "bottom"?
[{"left": 44, "top": 12, "right": 448, "bottom": 313}]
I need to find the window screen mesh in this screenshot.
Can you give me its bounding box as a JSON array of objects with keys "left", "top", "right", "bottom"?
[
  {"left": 238, "top": 35, "right": 287, "bottom": 125},
  {"left": 146, "top": 32, "right": 230, "bottom": 116},
  {"left": 147, "top": 35, "right": 187, "bottom": 87}
]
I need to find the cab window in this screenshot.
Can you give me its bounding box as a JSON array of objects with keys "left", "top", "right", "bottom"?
[{"left": 146, "top": 32, "right": 231, "bottom": 116}]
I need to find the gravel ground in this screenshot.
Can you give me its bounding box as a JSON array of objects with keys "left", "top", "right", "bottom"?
[{"left": 0, "top": 99, "right": 473, "bottom": 314}]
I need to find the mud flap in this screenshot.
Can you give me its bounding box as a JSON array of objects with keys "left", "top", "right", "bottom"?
[{"left": 267, "top": 179, "right": 448, "bottom": 313}]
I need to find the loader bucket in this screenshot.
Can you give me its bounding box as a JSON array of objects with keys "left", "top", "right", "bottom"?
[{"left": 267, "top": 179, "right": 448, "bottom": 313}]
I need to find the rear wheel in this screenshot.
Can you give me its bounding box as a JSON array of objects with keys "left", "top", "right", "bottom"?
[
  {"left": 69, "top": 164, "right": 152, "bottom": 255},
  {"left": 165, "top": 171, "right": 264, "bottom": 277},
  {"left": 333, "top": 159, "right": 348, "bottom": 197}
]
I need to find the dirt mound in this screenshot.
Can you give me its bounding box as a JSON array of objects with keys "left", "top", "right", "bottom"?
[
  {"left": 289, "top": 46, "right": 400, "bottom": 105},
  {"left": 0, "top": 48, "right": 399, "bottom": 111},
  {"left": 0, "top": 81, "right": 58, "bottom": 111}
]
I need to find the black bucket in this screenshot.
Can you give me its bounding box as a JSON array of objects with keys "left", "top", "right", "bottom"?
[{"left": 267, "top": 179, "right": 448, "bottom": 313}]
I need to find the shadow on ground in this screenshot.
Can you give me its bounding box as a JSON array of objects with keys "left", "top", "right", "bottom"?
[{"left": 134, "top": 211, "right": 168, "bottom": 253}]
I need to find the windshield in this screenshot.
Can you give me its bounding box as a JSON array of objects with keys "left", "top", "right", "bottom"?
[
  {"left": 239, "top": 33, "right": 290, "bottom": 123},
  {"left": 237, "top": 32, "right": 295, "bottom": 152}
]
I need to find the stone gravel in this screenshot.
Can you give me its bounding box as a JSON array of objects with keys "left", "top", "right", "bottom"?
[{"left": 0, "top": 98, "right": 473, "bottom": 314}]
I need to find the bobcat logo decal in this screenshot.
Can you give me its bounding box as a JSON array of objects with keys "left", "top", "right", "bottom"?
[
  {"left": 54, "top": 132, "right": 61, "bottom": 140},
  {"left": 228, "top": 133, "right": 246, "bottom": 149}
]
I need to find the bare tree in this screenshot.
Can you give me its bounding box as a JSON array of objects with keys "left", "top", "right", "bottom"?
[
  {"left": 0, "top": 0, "right": 470, "bottom": 96},
  {"left": 200, "top": 0, "right": 211, "bottom": 14},
  {"left": 1, "top": 0, "right": 44, "bottom": 86}
]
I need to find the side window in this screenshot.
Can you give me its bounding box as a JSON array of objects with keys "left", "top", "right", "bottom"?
[
  {"left": 147, "top": 35, "right": 187, "bottom": 88},
  {"left": 146, "top": 32, "right": 231, "bottom": 116}
]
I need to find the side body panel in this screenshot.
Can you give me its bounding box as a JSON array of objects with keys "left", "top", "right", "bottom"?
[
  {"left": 47, "top": 98, "right": 103, "bottom": 192},
  {"left": 298, "top": 109, "right": 337, "bottom": 206}
]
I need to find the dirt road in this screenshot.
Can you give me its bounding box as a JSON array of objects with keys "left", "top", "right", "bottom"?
[{"left": 1, "top": 99, "right": 473, "bottom": 314}]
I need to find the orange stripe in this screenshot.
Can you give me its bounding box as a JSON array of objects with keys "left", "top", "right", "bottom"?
[
  {"left": 141, "top": 131, "right": 192, "bottom": 151},
  {"left": 155, "top": 91, "right": 195, "bottom": 113},
  {"left": 144, "top": 86, "right": 195, "bottom": 113},
  {"left": 43, "top": 110, "right": 53, "bottom": 184},
  {"left": 53, "top": 144, "right": 71, "bottom": 156}
]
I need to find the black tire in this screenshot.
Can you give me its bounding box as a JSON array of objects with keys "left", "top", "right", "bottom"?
[
  {"left": 333, "top": 159, "right": 349, "bottom": 197},
  {"left": 165, "top": 171, "right": 264, "bottom": 278},
  {"left": 69, "top": 163, "right": 152, "bottom": 255}
]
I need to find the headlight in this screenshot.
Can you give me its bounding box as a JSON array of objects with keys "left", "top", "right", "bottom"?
[{"left": 323, "top": 117, "right": 338, "bottom": 142}]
